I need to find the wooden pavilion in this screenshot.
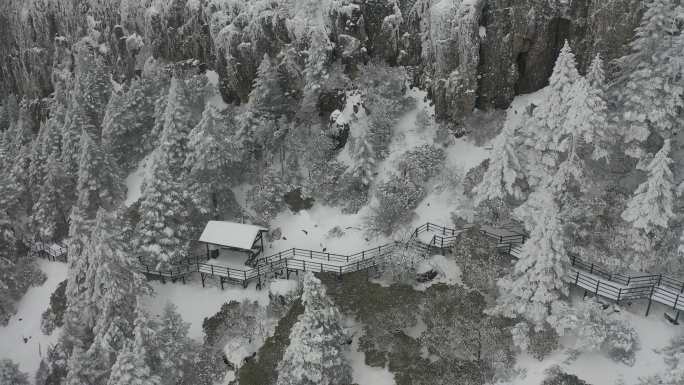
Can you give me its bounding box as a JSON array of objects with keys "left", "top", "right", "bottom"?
[{"left": 198, "top": 221, "right": 268, "bottom": 265}]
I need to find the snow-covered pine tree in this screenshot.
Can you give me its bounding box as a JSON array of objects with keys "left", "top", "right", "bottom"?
[
  {"left": 185, "top": 101, "right": 242, "bottom": 218},
  {"left": 531, "top": 40, "right": 580, "bottom": 154},
  {"left": 299, "top": 27, "right": 334, "bottom": 122},
  {"left": 102, "top": 76, "right": 167, "bottom": 169},
  {"left": 136, "top": 154, "right": 189, "bottom": 268},
  {"left": 31, "top": 152, "right": 70, "bottom": 241},
  {"left": 64, "top": 209, "right": 149, "bottom": 382},
  {"left": 61, "top": 40, "right": 112, "bottom": 174},
  {"left": 103, "top": 300, "right": 160, "bottom": 385},
  {"left": 107, "top": 339, "right": 160, "bottom": 385},
  {"left": 148, "top": 303, "right": 193, "bottom": 384},
  {"left": 156, "top": 74, "right": 206, "bottom": 177},
  {"left": 473, "top": 121, "right": 525, "bottom": 205},
  {"left": 618, "top": 0, "right": 683, "bottom": 157},
  {"left": 276, "top": 273, "right": 352, "bottom": 385},
  {"left": 580, "top": 54, "right": 611, "bottom": 160},
  {"left": 621, "top": 139, "right": 675, "bottom": 233},
  {"left": 250, "top": 54, "right": 293, "bottom": 119},
  {"left": 490, "top": 190, "right": 568, "bottom": 328},
  {"left": 73, "top": 131, "right": 123, "bottom": 219},
  {"left": 28, "top": 123, "right": 50, "bottom": 194}
]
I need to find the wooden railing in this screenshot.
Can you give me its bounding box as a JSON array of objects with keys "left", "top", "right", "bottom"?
[{"left": 26, "top": 222, "right": 684, "bottom": 316}]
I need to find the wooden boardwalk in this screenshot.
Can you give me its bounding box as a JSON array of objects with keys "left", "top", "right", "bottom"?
[{"left": 28, "top": 222, "right": 684, "bottom": 321}]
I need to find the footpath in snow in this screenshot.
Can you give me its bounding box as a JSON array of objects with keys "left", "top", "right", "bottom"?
[{"left": 0, "top": 260, "right": 68, "bottom": 379}]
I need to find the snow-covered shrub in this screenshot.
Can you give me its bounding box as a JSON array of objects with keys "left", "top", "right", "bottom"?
[
  {"left": 379, "top": 243, "right": 421, "bottom": 284},
  {"left": 397, "top": 144, "right": 446, "bottom": 183},
  {"left": 463, "top": 158, "right": 489, "bottom": 196},
  {"left": 450, "top": 226, "right": 506, "bottom": 296},
  {"left": 473, "top": 197, "right": 516, "bottom": 227},
  {"left": 35, "top": 339, "right": 68, "bottom": 384},
  {"left": 602, "top": 316, "right": 639, "bottom": 366},
  {"left": 0, "top": 359, "right": 29, "bottom": 385},
  {"left": 548, "top": 301, "right": 640, "bottom": 365},
  {"left": 41, "top": 280, "right": 67, "bottom": 335},
  {"left": 202, "top": 300, "right": 265, "bottom": 347},
  {"left": 542, "top": 366, "right": 590, "bottom": 385},
  {"left": 422, "top": 285, "right": 515, "bottom": 382},
  {"left": 0, "top": 257, "right": 46, "bottom": 326},
  {"left": 513, "top": 321, "right": 559, "bottom": 360},
  {"left": 367, "top": 174, "right": 424, "bottom": 235},
  {"left": 249, "top": 171, "right": 290, "bottom": 223}
]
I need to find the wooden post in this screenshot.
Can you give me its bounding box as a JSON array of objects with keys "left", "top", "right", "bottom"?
[
  {"left": 201, "top": 273, "right": 206, "bottom": 287},
  {"left": 617, "top": 288, "right": 621, "bottom": 304},
  {"left": 575, "top": 271, "right": 580, "bottom": 286},
  {"left": 595, "top": 280, "right": 600, "bottom": 296},
  {"left": 645, "top": 285, "right": 655, "bottom": 317},
  {"left": 590, "top": 264, "right": 594, "bottom": 274}
]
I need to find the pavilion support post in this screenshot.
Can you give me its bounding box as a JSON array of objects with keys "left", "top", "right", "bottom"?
[{"left": 206, "top": 243, "right": 209, "bottom": 259}]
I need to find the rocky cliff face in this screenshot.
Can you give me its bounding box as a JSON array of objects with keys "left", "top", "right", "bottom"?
[{"left": 0, "top": 0, "right": 642, "bottom": 125}]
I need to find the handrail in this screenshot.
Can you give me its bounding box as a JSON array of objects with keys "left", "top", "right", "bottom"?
[{"left": 26, "top": 221, "right": 684, "bottom": 313}]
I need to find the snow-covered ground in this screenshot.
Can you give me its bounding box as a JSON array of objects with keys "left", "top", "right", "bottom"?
[
  {"left": 267, "top": 204, "right": 389, "bottom": 255},
  {"left": 0, "top": 260, "right": 68, "bottom": 380},
  {"left": 345, "top": 320, "right": 397, "bottom": 385},
  {"left": 507, "top": 303, "right": 682, "bottom": 385},
  {"left": 143, "top": 276, "right": 270, "bottom": 340}
]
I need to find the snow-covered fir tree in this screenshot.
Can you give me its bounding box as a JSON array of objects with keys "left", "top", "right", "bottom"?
[
  {"left": 530, "top": 41, "right": 580, "bottom": 155},
  {"left": 64, "top": 209, "right": 148, "bottom": 383},
  {"left": 618, "top": 0, "right": 683, "bottom": 157},
  {"left": 621, "top": 139, "right": 675, "bottom": 233},
  {"left": 185, "top": 101, "right": 242, "bottom": 218},
  {"left": 73, "top": 131, "right": 123, "bottom": 219},
  {"left": 490, "top": 190, "right": 568, "bottom": 328},
  {"left": 106, "top": 303, "right": 160, "bottom": 385},
  {"left": 107, "top": 340, "right": 160, "bottom": 385},
  {"left": 31, "top": 152, "right": 70, "bottom": 240},
  {"left": 148, "top": 303, "right": 192, "bottom": 384},
  {"left": 156, "top": 74, "right": 206, "bottom": 177},
  {"left": 276, "top": 273, "right": 352, "bottom": 385},
  {"left": 136, "top": 154, "right": 190, "bottom": 268},
  {"left": 473, "top": 121, "right": 524, "bottom": 205}
]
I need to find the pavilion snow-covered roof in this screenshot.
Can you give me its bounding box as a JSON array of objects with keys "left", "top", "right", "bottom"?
[{"left": 198, "top": 221, "right": 268, "bottom": 251}]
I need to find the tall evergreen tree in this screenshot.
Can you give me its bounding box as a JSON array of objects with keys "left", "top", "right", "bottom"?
[
  {"left": 531, "top": 41, "right": 580, "bottom": 153},
  {"left": 621, "top": 139, "right": 675, "bottom": 233},
  {"left": 618, "top": 0, "right": 683, "bottom": 157},
  {"left": 31, "top": 153, "right": 70, "bottom": 240},
  {"left": 276, "top": 273, "right": 352, "bottom": 385},
  {"left": 156, "top": 75, "right": 206, "bottom": 177},
  {"left": 107, "top": 308, "right": 160, "bottom": 385},
  {"left": 136, "top": 155, "right": 189, "bottom": 268},
  {"left": 148, "top": 303, "right": 193, "bottom": 384},
  {"left": 490, "top": 190, "right": 568, "bottom": 328},
  {"left": 473, "top": 122, "right": 525, "bottom": 205},
  {"left": 73, "top": 131, "right": 123, "bottom": 219},
  {"left": 250, "top": 54, "right": 293, "bottom": 119},
  {"left": 185, "top": 101, "right": 242, "bottom": 218}
]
